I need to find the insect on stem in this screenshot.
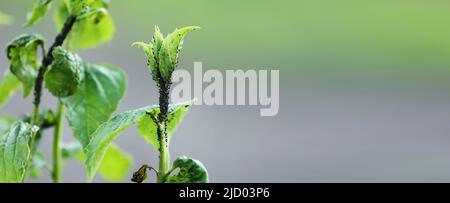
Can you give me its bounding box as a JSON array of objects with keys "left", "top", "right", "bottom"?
[{"left": 24, "top": 15, "right": 78, "bottom": 183}]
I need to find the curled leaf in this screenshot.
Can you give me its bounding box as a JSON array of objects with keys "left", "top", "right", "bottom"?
[
  {"left": 44, "top": 47, "right": 83, "bottom": 98},
  {"left": 166, "top": 156, "right": 209, "bottom": 183},
  {"left": 6, "top": 34, "right": 45, "bottom": 97},
  {"left": 134, "top": 26, "right": 200, "bottom": 84}
]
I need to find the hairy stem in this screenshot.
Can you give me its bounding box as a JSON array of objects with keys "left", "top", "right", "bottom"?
[
  {"left": 52, "top": 101, "right": 64, "bottom": 183},
  {"left": 24, "top": 15, "right": 77, "bottom": 183}
]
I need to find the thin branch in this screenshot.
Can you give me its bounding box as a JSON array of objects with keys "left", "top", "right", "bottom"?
[{"left": 145, "top": 165, "right": 159, "bottom": 177}]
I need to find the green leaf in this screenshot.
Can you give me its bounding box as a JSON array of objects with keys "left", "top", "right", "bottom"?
[
  {"left": 159, "top": 26, "right": 200, "bottom": 82},
  {"left": 63, "top": 0, "right": 109, "bottom": 16},
  {"left": 133, "top": 26, "right": 163, "bottom": 85},
  {"left": 64, "top": 0, "right": 88, "bottom": 15},
  {"left": 24, "top": 0, "right": 53, "bottom": 27},
  {"left": 55, "top": 1, "right": 115, "bottom": 51},
  {"left": 84, "top": 105, "right": 157, "bottom": 182},
  {"left": 0, "top": 70, "right": 21, "bottom": 108},
  {"left": 0, "top": 114, "right": 15, "bottom": 135},
  {"left": 153, "top": 26, "right": 165, "bottom": 52},
  {"left": 54, "top": 1, "right": 69, "bottom": 30},
  {"left": 44, "top": 47, "right": 83, "bottom": 98},
  {"left": 62, "top": 142, "right": 132, "bottom": 182},
  {"left": 137, "top": 101, "right": 192, "bottom": 151},
  {"left": 6, "top": 34, "right": 45, "bottom": 97},
  {"left": 96, "top": 143, "right": 132, "bottom": 182},
  {"left": 134, "top": 26, "right": 199, "bottom": 83},
  {"left": 166, "top": 156, "right": 209, "bottom": 183},
  {"left": 62, "top": 63, "right": 126, "bottom": 148},
  {"left": 84, "top": 101, "right": 192, "bottom": 182},
  {"left": 0, "top": 121, "right": 39, "bottom": 183},
  {"left": 0, "top": 11, "right": 13, "bottom": 26}
]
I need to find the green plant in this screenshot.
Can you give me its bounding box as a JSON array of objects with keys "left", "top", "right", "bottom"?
[
  {"left": 80, "top": 26, "right": 209, "bottom": 183},
  {"left": 132, "top": 26, "right": 208, "bottom": 183},
  {"left": 0, "top": 0, "right": 132, "bottom": 183}
]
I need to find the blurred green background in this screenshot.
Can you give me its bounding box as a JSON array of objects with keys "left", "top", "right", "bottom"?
[
  {"left": 3, "top": 0, "right": 450, "bottom": 89},
  {"left": 1, "top": 0, "right": 450, "bottom": 182}
]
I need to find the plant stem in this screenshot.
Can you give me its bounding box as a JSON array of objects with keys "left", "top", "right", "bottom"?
[
  {"left": 31, "top": 105, "right": 40, "bottom": 126},
  {"left": 155, "top": 56, "right": 171, "bottom": 183},
  {"left": 157, "top": 124, "right": 169, "bottom": 183},
  {"left": 23, "top": 15, "right": 77, "bottom": 183},
  {"left": 32, "top": 15, "right": 77, "bottom": 110},
  {"left": 52, "top": 101, "right": 64, "bottom": 183}
]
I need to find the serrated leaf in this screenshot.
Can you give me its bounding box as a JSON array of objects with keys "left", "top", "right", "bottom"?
[
  {"left": 55, "top": 1, "right": 115, "bottom": 51},
  {"left": 24, "top": 0, "right": 53, "bottom": 27},
  {"left": 0, "top": 121, "right": 39, "bottom": 183},
  {"left": 62, "top": 63, "right": 126, "bottom": 148},
  {"left": 6, "top": 34, "right": 45, "bottom": 97},
  {"left": 153, "top": 26, "right": 164, "bottom": 52},
  {"left": 166, "top": 156, "right": 208, "bottom": 183},
  {"left": 152, "top": 26, "right": 164, "bottom": 84},
  {"left": 158, "top": 26, "right": 200, "bottom": 82},
  {"left": 136, "top": 26, "right": 199, "bottom": 83},
  {"left": 84, "top": 101, "right": 192, "bottom": 182},
  {"left": 84, "top": 105, "right": 157, "bottom": 182},
  {"left": 0, "top": 70, "right": 21, "bottom": 108},
  {"left": 137, "top": 101, "right": 192, "bottom": 151}
]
